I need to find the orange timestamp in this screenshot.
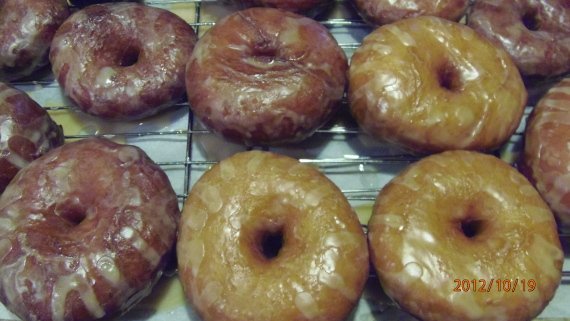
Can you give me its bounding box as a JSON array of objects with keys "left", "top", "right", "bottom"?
[{"left": 453, "top": 279, "right": 537, "bottom": 293}]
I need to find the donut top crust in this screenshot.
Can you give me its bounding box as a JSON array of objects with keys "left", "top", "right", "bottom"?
[
  {"left": 0, "top": 138, "right": 179, "bottom": 321},
  {"left": 353, "top": 0, "right": 469, "bottom": 26},
  {"left": 49, "top": 3, "right": 197, "bottom": 120},
  {"left": 178, "top": 151, "right": 368, "bottom": 321},
  {"left": 186, "top": 8, "right": 348, "bottom": 145},
  {"left": 0, "top": 82, "right": 63, "bottom": 193},
  {"left": 0, "top": 0, "right": 69, "bottom": 81},
  {"left": 231, "top": 0, "right": 332, "bottom": 13},
  {"left": 369, "top": 151, "right": 563, "bottom": 321},
  {"left": 523, "top": 78, "right": 570, "bottom": 227},
  {"left": 467, "top": 0, "right": 570, "bottom": 77},
  {"left": 349, "top": 16, "right": 527, "bottom": 154}
]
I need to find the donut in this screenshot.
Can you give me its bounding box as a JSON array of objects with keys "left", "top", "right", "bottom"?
[
  {"left": 229, "top": 0, "right": 333, "bottom": 14},
  {"left": 0, "top": 0, "right": 69, "bottom": 81},
  {"left": 0, "top": 82, "right": 64, "bottom": 194},
  {"left": 49, "top": 3, "right": 197, "bottom": 120},
  {"left": 467, "top": 0, "right": 570, "bottom": 77},
  {"left": 0, "top": 137, "right": 179, "bottom": 321},
  {"left": 353, "top": 0, "right": 469, "bottom": 26},
  {"left": 349, "top": 16, "right": 527, "bottom": 154},
  {"left": 522, "top": 78, "right": 570, "bottom": 229},
  {"left": 186, "top": 8, "right": 347, "bottom": 146},
  {"left": 177, "top": 151, "right": 368, "bottom": 321},
  {"left": 369, "top": 150, "right": 563, "bottom": 321}
]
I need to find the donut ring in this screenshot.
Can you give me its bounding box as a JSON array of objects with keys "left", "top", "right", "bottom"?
[
  {"left": 0, "top": 138, "right": 179, "bottom": 321},
  {"left": 523, "top": 78, "right": 570, "bottom": 228},
  {"left": 177, "top": 151, "right": 369, "bottom": 321},
  {"left": 467, "top": 0, "right": 570, "bottom": 77},
  {"left": 186, "top": 8, "right": 347, "bottom": 145},
  {"left": 369, "top": 150, "right": 563, "bottom": 321},
  {"left": 50, "top": 3, "right": 197, "bottom": 120},
  {"left": 229, "top": 0, "right": 333, "bottom": 14},
  {"left": 353, "top": 0, "right": 469, "bottom": 26},
  {"left": 349, "top": 16, "right": 527, "bottom": 154},
  {"left": 0, "top": 82, "right": 64, "bottom": 193},
  {"left": 0, "top": 0, "right": 69, "bottom": 81}
]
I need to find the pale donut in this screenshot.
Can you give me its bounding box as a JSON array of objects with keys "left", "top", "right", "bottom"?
[
  {"left": 177, "top": 151, "right": 369, "bottom": 321},
  {"left": 349, "top": 16, "right": 527, "bottom": 154},
  {"left": 369, "top": 150, "right": 563, "bottom": 321}
]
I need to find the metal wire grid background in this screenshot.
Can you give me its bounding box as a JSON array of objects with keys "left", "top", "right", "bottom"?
[{"left": 7, "top": 0, "right": 570, "bottom": 317}]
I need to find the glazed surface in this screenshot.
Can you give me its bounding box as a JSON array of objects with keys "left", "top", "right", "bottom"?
[
  {"left": 523, "top": 78, "right": 570, "bottom": 228},
  {"left": 369, "top": 150, "right": 563, "bottom": 321},
  {"left": 0, "top": 138, "right": 179, "bottom": 321},
  {"left": 0, "top": 82, "right": 63, "bottom": 193},
  {"left": 349, "top": 16, "right": 527, "bottom": 154},
  {"left": 186, "top": 8, "right": 347, "bottom": 145},
  {"left": 0, "top": 0, "right": 69, "bottom": 81},
  {"left": 230, "top": 0, "right": 332, "bottom": 13},
  {"left": 353, "top": 0, "right": 468, "bottom": 25},
  {"left": 50, "top": 3, "right": 196, "bottom": 120},
  {"left": 178, "top": 151, "right": 368, "bottom": 321},
  {"left": 468, "top": 0, "right": 570, "bottom": 77}
]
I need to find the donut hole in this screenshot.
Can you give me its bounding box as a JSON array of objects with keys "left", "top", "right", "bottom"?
[
  {"left": 118, "top": 45, "right": 141, "bottom": 67},
  {"left": 257, "top": 227, "right": 285, "bottom": 260},
  {"left": 55, "top": 203, "right": 87, "bottom": 227},
  {"left": 459, "top": 218, "right": 486, "bottom": 239},
  {"left": 522, "top": 9, "right": 540, "bottom": 31},
  {"left": 437, "top": 61, "right": 463, "bottom": 92},
  {"left": 250, "top": 45, "right": 280, "bottom": 64}
]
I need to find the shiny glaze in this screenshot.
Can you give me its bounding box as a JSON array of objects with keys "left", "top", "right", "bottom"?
[
  {"left": 353, "top": 0, "right": 468, "bottom": 26},
  {"left": 349, "top": 16, "right": 527, "bottom": 154},
  {"left": 0, "top": 0, "right": 69, "bottom": 81},
  {"left": 468, "top": 0, "right": 570, "bottom": 77},
  {"left": 49, "top": 3, "right": 196, "bottom": 120},
  {"left": 0, "top": 82, "right": 63, "bottom": 193},
  {"left": 230, "top": 0, "right": 332, "bottom": 14},
  {"left": 0, "top": 138, "right": 180, "bottom": 321},
  {"left": 369, "top": 151, "right": 563, "bottom": 321},
  {"left": 178, "top": 151, "right": 368, "bottom": 321},
  {"left": 523, "top": 78, "right": 570, "bottom": 228},
  {"left": 186, "top": 8, "right": 347, "bottom": 146}
]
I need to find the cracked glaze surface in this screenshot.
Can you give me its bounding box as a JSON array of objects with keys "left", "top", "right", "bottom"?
[
  {"left": 0, "top": 82, "right": 63, "bottom": 194},
  {"left": 349, "top": 16, "right": 527, "bottom": 154},
  {"left": 353, "top": 0, "right": 468, "bottom": 26},
  {"left": 467, "top": 0, "right": 570, "bottom": 77},
  {"left": 50, "top": 3, "right": 196, "bottom": 120},
  {"left": 369, "top": 150, "right": 563, "bottom": 321},
  {"left": 0, "top": 138, "right": 180, "bottom": 321},
  {"left": 523, "top": 78, "right": 570, "bottom": 228},
  {"left": 0, "top": 0, "right": 69, "bottom": 81},
  {"left": 178, "top": 151, "right": 368, "bottom": 321},
  {"left": 186, "top": 8, "right": 347, "bottom": 146}
]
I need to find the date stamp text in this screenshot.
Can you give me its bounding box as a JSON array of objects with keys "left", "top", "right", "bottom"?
[{"left": 453, "top": 279, "right": 536, "bottom": 293}]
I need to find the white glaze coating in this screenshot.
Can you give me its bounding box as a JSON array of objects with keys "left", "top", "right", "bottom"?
[
  {"left": 0, "top": 138, "right": 179, "bottom": 321},
  {"left": 178, "top": 151, "right": 368, "bottom": 321},
  {"left": 369, "top": 151, "right": 563, "bottom": 321}
]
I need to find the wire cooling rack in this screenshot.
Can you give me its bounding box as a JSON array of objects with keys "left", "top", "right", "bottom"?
[{"left": 6, "top": 0, "right": 570, "bottom": 319}]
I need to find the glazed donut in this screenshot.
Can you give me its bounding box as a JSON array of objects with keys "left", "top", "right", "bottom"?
[
  {"left": 349, "top": 16, "right": 527, "bottom": 154},
  {"left": 229, "top": 0, "right": 333, "bottom": 14},
  {"left": 353, "top": 0, "right": 469, "bottom": 26},
  {"left": 0, "top": 0, "right": 69, "bottom": 81},
  {"left": 0, "top": 82, "right": 64, "bottom": 194},
  {"left": 186, "top": 8, "right": 347, "bottom": 146},
  {"left": 369, "top": 150, "right": 563, "bottom": 321},
  {"left": 523, "top": 78, "right": 570, "bottom": 228},
  {"left": 50, "top": 3, "right": 197, "bottom": 120},
  {"left": 0, "top": 138, "right": 179, "bottom": 321},
  {"left": 467, "top": 0, "right": 570, "bottom": 77},
  {"left": 178, "top": 151, "right": 368, "bottom": 321}
]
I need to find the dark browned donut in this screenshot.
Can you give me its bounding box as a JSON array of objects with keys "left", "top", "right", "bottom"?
[
  {"left": 50, "top": 3, "right": 197, "bottom": 120},
  {"left": 468, "top": 0, "right": 570, "bottom": 77},
  {"left": 0, "top": 0, "right": 69, "bottom": 81},
  {"left": 0, "top": 82, "right": 64, "bottom": 193},
  {"left": 230, "top": 0, "right": 333, "bottom": 14},
  {"left": 186, "top": 8, "right": 348, "bottom": 146},
  {"left": 0, "top": 137, "right": 179, "bottom": 321}
]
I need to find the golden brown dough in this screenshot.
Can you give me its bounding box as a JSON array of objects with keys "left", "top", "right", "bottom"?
[{"left": 353, "top": 0, "right": 468, "bottom": 26}]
